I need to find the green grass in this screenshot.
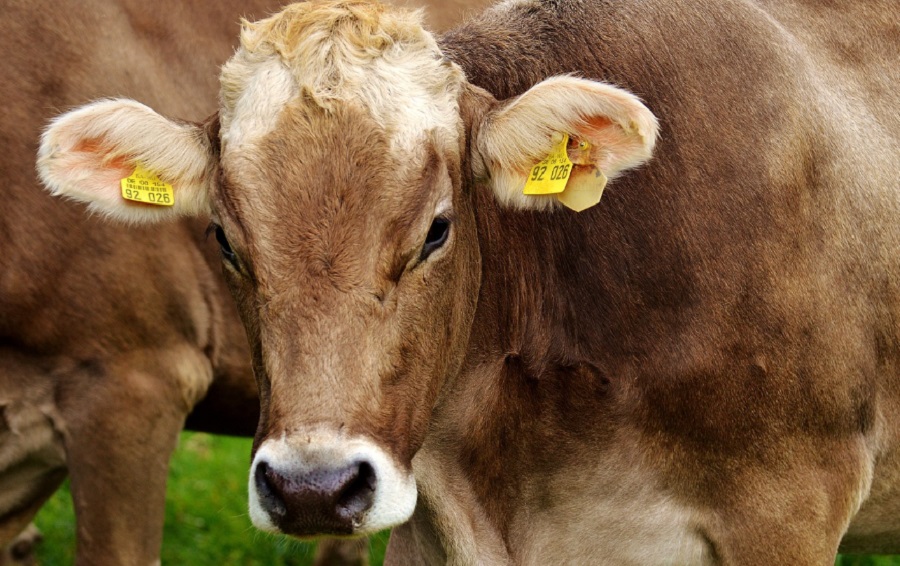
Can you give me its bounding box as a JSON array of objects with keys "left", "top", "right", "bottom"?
[
  {"left": 836, "top": 558, "right": 900, "bottom": 566},
  {"left": 33, "top": 432, "right": 900, "bottom": 565},
  {"left": 35, "top": 432, "right": 388, "bottom": 565}
]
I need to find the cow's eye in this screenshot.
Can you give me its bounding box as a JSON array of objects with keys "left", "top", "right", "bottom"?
[
  {"left": 420, "top": 217, "right": 450, "bottom": 261},
  {"left": 214, "top": 225, "right": 238, "bottom": 266}
]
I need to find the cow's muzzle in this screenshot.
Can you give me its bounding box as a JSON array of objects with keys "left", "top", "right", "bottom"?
[{"left": 248, "top": 432, "right": 417, "bottom": 537}]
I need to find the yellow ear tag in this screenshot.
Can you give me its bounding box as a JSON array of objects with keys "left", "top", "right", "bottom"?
[
  {"left": 556, "top": 167, "right": 608, "bottom": 212},
  {"left": 523, "top": 133, "right": 573, "bottom": 195},
  {"left": 120, "top": 165, "right": 174, "bottom": 206}
]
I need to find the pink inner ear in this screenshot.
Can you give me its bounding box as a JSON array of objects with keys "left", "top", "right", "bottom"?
[
  {"left": 104, "top": 156, "right": 134, "bottom": 176},
  {"left": 584, "top": 116, "right": 614, "bottom": 132},
  {"left": 574, "top": 115, "right": 645, "bottom": 173},
  {"left": 72, "top": 137, "right": 108, "bottom": 154},
  {"left": 72, "top": 138, "right": 133, "bottom": 173},
  {"left": 53, "top": 139, "right": 137, "bottom": 205},
  {"left": 578, "top": 116, "right": 620, "bottom": 150}
]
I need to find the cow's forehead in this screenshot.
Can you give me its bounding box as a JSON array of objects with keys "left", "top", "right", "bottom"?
[
  {"left": 218, "top": 101, "right": 451, "bottom": 276},
  {"left": 217, "top": 0, "right": 465, "bottom": 158}
]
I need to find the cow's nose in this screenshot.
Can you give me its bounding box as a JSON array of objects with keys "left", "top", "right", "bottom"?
[{"left": 254, "top": 459, "right": 376, "bottom": 535}]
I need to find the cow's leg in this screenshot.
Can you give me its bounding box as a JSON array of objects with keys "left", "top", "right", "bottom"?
[
  {"left": 59, "top": 350, "right": 211, "bottom": 566},
  {"left": 0, "top": 354, "right": 67, "bottom": 561},
  {"left": 313, "top": 538, "right": 369, "bottom": 566}
]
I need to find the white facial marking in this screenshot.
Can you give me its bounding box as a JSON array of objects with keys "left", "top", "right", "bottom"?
[
  {"left": 219, "top": 3, "right": 463, "bottom": 158},
  {"left": 220, "top": 55, "right": 297, "bottom": 156},
  {"left": 309, "top": 47, "right": 461, "bottom": 152}
]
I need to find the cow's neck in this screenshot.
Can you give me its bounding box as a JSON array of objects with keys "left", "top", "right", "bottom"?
[
  {"left": 395, "top": 186, "right": 632, "bottom": 564},
  {"left": 387, "top": 15, "right": 626, "bottom": 564},
  {"left": 392, "top": 6, "right": 678, "bottom": 562}
]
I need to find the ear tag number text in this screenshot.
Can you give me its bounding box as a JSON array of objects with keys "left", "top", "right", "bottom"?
[
  {"left": 523, "top": 133, "right": 608, "bottom": 212},
  {"left": 523, "top": 133, "right": 573, "bottom": 195},
  {"left": 120, "top": 165, "right": 174, "bottom": 206}
]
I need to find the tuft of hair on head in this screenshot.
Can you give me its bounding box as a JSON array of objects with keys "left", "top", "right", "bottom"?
[
  {"left": 225, "top": 0, "right": 445, "bottom": 105},
  {"left": 219, "top": 0, "right": 465, "bottom": 153},
  {"left": 240, "top": 0, "right": 427, "bottom": 61}
]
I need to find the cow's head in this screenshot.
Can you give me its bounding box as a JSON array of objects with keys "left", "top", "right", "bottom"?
[{"left": 37, "top": 0, "right": 657, "bottom": 538}]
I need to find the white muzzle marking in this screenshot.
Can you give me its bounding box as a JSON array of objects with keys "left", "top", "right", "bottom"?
[{"left": 248, "top": 430, "right": 417, "bottom": 536}]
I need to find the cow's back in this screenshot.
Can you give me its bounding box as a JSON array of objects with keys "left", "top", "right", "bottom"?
[{"left": 748, "top": 0, "right": 900, "bottom": 549}]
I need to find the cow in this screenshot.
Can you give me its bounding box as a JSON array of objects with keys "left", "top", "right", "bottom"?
[
  {"left": 0, "top": 1, "right": 285, "bottom": 563},
  {"left": 36, "top": 0, "right": 900, "bottom": 563},
  {"left": 4, "top": 1, "right": 495, "bottom": 564}
]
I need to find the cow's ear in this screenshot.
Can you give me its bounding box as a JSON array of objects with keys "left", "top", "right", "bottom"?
[
  {"left": 474, "top": 76, "right": 658, "bottom": 210},
  {"left": 37, "top": 99, "right": 216, "bottom": 223}
]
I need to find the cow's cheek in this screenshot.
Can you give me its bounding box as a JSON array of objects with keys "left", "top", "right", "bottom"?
[
  {"left": 404, "top": 237, "right": 482, "bottom": 459},
  {"left": 224, "top": 276, "right": 271, "bottom": 452}
]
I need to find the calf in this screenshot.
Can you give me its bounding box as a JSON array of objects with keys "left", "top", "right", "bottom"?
[{"left": 38, "top": 0, "right": 900, "bottom": 563}]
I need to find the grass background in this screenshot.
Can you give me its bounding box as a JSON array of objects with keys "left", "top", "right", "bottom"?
[
  {"left": 35, "top": 432, "right": 389, "bottom": 565},
  {"left": 34, "top": 432, "right": 898, "bottom": 565}
]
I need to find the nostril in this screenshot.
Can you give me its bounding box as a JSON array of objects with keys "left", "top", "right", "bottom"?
[
  {"left": 253, "top": 457, "right": 380, "bottom": 535},
  {"left": 336, "top": 460, "right": 376, "bottom": 523},
  {"left": 255, "top": 461, "right": 286, "bottom": 517}
]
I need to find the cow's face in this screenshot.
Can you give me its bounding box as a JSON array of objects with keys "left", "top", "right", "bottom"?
[
  {"left": 216, "top": 103, "right": 480, "bottom": 535},
  {"left": 211, "top": 5, "right": 485, "bottom": 534},
  {"left": 38, "top": 0, "right": 657, "bottom": 539}
]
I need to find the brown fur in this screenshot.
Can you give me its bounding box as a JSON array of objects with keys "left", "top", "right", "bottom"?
[
  {"left": 3, "top": 1, "right": 495, "bottom": 563},
  {"left": 34, "top": 0, "right": 900, "bottom": 563},
  {"left": 0, "top": 1, "right": 285, "bottom": 562},
  {"left": 202, "top": 0, "right": 899, "bottom": 563},
  {"left": 406, "top": 0, "right": 494, "bottom": 30},
  {"left": 435, "top": 0, "right": 900, "bottom": 561}
]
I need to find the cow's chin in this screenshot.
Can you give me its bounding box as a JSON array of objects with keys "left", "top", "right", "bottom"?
[{"left": 247, "top": 430, "right": 417, "bottom": 538}]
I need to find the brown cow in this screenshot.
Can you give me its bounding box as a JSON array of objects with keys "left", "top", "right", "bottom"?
[
  {"left": 38, "top": 0, "right": 900, "bottom": 563},
  {"left": 0, "top": 1, "right": 283, "bottom": 563},
  {"left": 3, "top": 2, "right": 491, "bottom": 565}
]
